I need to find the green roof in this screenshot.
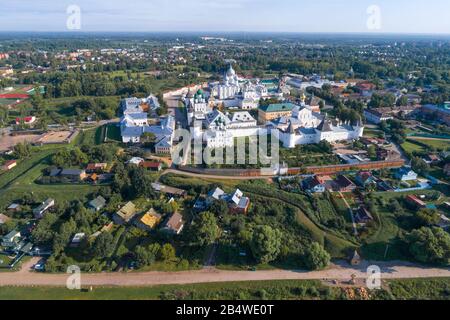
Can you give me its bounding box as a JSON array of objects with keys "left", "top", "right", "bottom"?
[{"left": 259, "top": 103, "right": 297, "bottom": 113}]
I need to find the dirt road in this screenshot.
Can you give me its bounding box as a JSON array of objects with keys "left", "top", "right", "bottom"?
[
  {"left": 1, "top": 260, "right": 449, "bottom": 287},
  {"left": 162, "top": 169, "right": 276, "bottom": 180}
]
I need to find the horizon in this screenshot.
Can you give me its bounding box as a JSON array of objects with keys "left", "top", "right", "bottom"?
[{"left": 1, "top": 0, "right": 450, "bottom": 34}]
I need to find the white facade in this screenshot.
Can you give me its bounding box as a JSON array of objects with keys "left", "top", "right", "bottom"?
[{"left": 278, "top": 119, "right": 364, "bottom": 149}]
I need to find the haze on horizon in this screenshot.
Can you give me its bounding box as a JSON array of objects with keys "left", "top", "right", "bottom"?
[{"left": 0, "top": 0, "right": 449, "bottom": 35}]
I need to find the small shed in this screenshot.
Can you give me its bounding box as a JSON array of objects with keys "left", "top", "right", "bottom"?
[{"left": 350, "top": 250, "right": 362, "bottom": 266}]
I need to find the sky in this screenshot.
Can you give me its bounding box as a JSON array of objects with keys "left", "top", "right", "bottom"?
[{"left": 0, "top": 0, "right": 449, "bottom": 34}]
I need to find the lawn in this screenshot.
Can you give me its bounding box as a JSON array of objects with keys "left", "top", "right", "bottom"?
[
  {"left": 0, "top": 145, "right": 101, "bottom": 209},
  {"left": 360, "top": 191, "right": 423, "bottom": 261},
  {"left": 387, "top": 278, "right": 450, "bottom": 300},
  {"left": 0, "top": 278, "right": 448, "bottom": 300},
  {"left": 408, "top": 138, "right": 450, "bottom": 151},
  {"left": 402, "top": 138, "right": 450, "bottom": 154},
  {"left": 105, "top": 124, "right": 122, "bottom": 142},
  {"left": 0, "top": 148, "right": 62, "bottom": 190},
  {"left": 401, "top": 140, "right": 425, "bottom": 154},
  {"left": 0, "top": 280, "right": 339, "bottom": 300}
]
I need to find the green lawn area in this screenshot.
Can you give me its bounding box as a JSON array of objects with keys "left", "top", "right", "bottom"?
[
  {"left": 0, "top": 278, "right": 448, "bottom": 300},
  {"left": 0, "top": 148, "right": 63, "bottom": 190},
  {"left": 364, "top": 128, "right": 384, "bottom": 138},
  {"left": 0, "top": 254, "right": 13, "bottom": 268},
  {"left": 359, "top": 191, "right": 428, "bottom": 261},
  {"left": 401, "top": 140, "right": 425, "bottom": 154},
  {"left": 387, "top": 278, "right": 450, "bottom": 300},
  {"left": 403, "top": 138, "right": 450, "bottom": 154},
  {"left": 409, "top": 138, "right": 450, "bottom": 151},
  {"left": 0, "top": 145, "right": 101, "bottom": 209},
  {"left": 0, "top": 280, "right": 338, "bottom": 300},
  {"left": 105, "top": 124, "right": 122, "bottom": 142}
]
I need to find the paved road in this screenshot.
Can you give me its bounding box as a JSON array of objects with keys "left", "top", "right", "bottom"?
[{"left": 1, "top": 260, "right": 449, "bottom": 287}]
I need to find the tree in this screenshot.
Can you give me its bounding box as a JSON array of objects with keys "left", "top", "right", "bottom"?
[
  {"left": 396, "top": 95, "right": 409, "bottom": 107},
  {"left": 141, "top": 132, "right": 156, "bottom": 148},
  {"left": 130, "top": 167, "right": 155, "bottom": 198},
  {"left": 13, "top": 142, "right": 31, "bottom": 159},
  {"left": 159, "top": 243, "right": 176, "bottom": 261},
  {"left": 408, "top": 227, "right": 450, "bottom": 265},
  {"left": 92, "top": 232, "right": 115, "bottom": 258},
  {"left": 367, "top": 145, "right": 377, "bottom": 159},
  {"left": 135, "top": 245, "right": 157, "bottom": 267},
  {"left": 249, "top": 225, "right": 282, "bottom": 264},
  {"left": 411, "top": 157, "right": 430, "bottom": 176},
  {"left": 303, "top": 242, "right": 331, "bottom": 270},
  {"left": 416, "top": 209, "right": 440, "bottom": 227},
  {"left": 53, "top": 218, "right": 77, "bottom": 254},
  {"left": 209, "top": 199, "right": 229, "bottom": 217},
  {"left": 32, "top": 213, "right": 58, "bottom": 244},
  {"left": 191, "top": 212, "right": 220, "bottom": 246}
]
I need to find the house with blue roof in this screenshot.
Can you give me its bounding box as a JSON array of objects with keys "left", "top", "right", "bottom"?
[{"left": 395, "top": 166, "right": 418, "bottom": 181}]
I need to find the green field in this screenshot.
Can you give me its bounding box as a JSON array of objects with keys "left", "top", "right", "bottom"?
[
  {"left": 402, "top": 138, "right": 450, "bottom": 154},
  {"left": 0, "top": 278, "right": 448, "bottom": 300},
  {"left": 0, "top": 144, "right": 100, "bottom": 209},
  {"left": 0, "top": 280, "right": 337, "bottom": 300}
]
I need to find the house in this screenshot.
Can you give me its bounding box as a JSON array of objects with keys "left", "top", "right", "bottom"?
[
  {"left": 354, "top": 206, "right": 374, "bottom": 224},
  {"left": 355, "top": 171, "right": 375, "bottom": 187},
  {"left": 15, "top": 116, "right": 36, "bottom": 125},
  {"left": 206, "top": 187, "right": 226, "bottom": 205},
  {"left": 227, "top": 189, "right": 251, "bottom": 214},
  {"left": 258, "top": 103, "right": 297, "bottom": 123},
  {"left": 406, "top": 195, "right": 427, "bottom": 209},
  {"left": 49, "top": 168, "right": 62, "bottom": 177},
  {"left": 438, "top": 215, "right": 450, "bottom": 229},
  {"left": 33, "top": 198, "right": 55, "bottom": 219},
  {"left": 0, "top": 214, "right": 11, "bottom": 225},
  {"left": 1, "top": 230, "right": 21, "bottom": 248},
  {"left": 60, "top": 169, "right": 87, "bottom": 181},
  {"left": 140, "top": 161, "right": 163, "bottom": 172},
  {"left": 70, "top": 233, "right": 86, "bottom": 247},
  {"left": 193, "top": 196, "right": 208, "bottom": 211},
  {"left": 87, "top": 173, "right": 99, "bottom": 183},
  {"left": 334, "top": 175, "right": 356, "bottom": 192},
  {"left": 205, "top": 187, "right": 251, "bottom": 214},
  {"left": 162, "top": 212, "right": 184, "bottom": 235},
  {"left": 424, "top": 154, "right": 441, "bottom": 165},
  {"left": 363, "top": 109, "right": 394, "bottom": 124},
  {"left": 113, "top": 202, "right": 137, "bottom": 225},
  {"left": 134, "top": 209, "right": 162, "bottom": 231},
  {"left": 127, "top": 157, "right": 144, "bottom": 166},
  {"left": 88, "top": 196, "right": 107, "bottom": 212},
  {"left": 302, "top": 175, "right": 326, "bottom": 193},
  {"left": 86, "top": 163, "right": 108, "bottom": 173},
  {"left": 7, "top": 203, "right": 20, "bottom": 212},
  {"left": 349, "top": 250, "right": 362, "bottom": 266},
  {"left": 445, "top": 164, "right": 450, "bottom": 177},
  {"left": 2, "top": 160, "right": 17, "bottom": 171},
  {"left": 151, "top": 183, "right": 187, "bottom": 198},
  {"left": 395, "top": 167, "right": 418, "bottom": 181}
]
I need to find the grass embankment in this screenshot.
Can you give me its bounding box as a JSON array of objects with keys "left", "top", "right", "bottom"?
[
  {"left": 0, "top": 278, "right": 448, "bottom": 300},
  {"left": 0, "top": 280, "right": 340, "bottom": 300}
]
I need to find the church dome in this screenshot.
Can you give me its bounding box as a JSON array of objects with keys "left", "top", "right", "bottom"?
[{"left": 226, "top": 64, "right": 236, "bottom": 77}]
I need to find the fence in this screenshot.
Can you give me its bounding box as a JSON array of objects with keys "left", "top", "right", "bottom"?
[{"left": 177, "top": 160, "right": 406, "bottom": 177}]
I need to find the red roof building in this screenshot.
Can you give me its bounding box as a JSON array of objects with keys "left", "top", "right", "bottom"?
[
  {"left": 2, "top": 160, "right": 17, "bottom": 171},
  {"left": 140, "top": 161, "right": 163, "bottom": 171},
  {"left": 406, "top": 195, "right": 426, "bottom": 209}
]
